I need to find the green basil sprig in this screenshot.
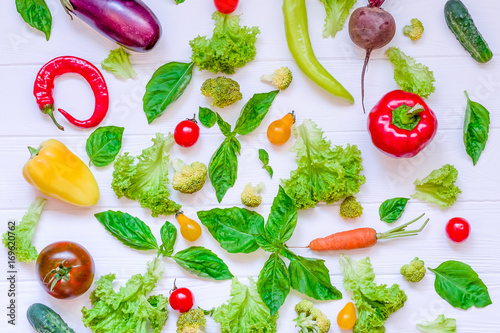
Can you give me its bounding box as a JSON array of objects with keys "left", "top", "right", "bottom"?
[
  {"left": 429, "top": 260, "right": 492, "bottom": 310},
  {"left": 86, "top": 126, "right": 124, "bottom": 167},
  {"left": 94, "top": 211, "right": 232, "bottom": 280},
  {"left": 16, "top": 0, "right": 52, "bottom": 40},
  {"left": 233, "top": 91, "right": 279, "bottom": 135},
  {"left": 199, "top": 107, "right": 216, "bottom": 128},
  {"left": 143, "top": 62, "right": 194, "bottom": 124},
  {"left": 258, "top": 149, "right": 273, "bottom": 178},
  {"left": 379, "top": 198, "right": 410, "bottom": 223},
  {"left": 463, "top": 91, "right": 490, "bottom": 165}
]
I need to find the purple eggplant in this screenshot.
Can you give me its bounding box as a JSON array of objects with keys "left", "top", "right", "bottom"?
[{"left": 61, "top": 0, "right": 162, "bottom": 52}]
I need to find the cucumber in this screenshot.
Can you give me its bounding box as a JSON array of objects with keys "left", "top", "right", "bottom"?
[
  {"left": 444, "top": 0, "right": 492, "bottom": 63},
  {"left": 27, "top": 303, "right": 75, "bottom": 333}
]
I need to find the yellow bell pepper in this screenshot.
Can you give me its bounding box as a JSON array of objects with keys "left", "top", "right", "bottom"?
[{"left": 23, "top": 139, "right": 100, "bottom": 206}]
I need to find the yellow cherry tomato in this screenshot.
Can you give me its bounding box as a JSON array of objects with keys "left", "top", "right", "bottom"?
[
  {"left": 267, "top": 112, "right": 295, "bottom": 145},
  {"left": 337, "top": 302, "right": 356, "bottom": 330},
  {"left": 176, "top": 212, "right": 202, "bottom": 242}
]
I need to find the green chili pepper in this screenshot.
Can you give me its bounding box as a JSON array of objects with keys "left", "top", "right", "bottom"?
[{"left": 283, "top": 0, "right": 354, "bottom": 103}]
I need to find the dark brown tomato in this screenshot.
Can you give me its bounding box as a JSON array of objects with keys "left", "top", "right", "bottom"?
[
  {"left": 349, "top": 6, "right": 396, "bottom": 50},
  {"left": 36, "top": 241, "right": 95, "bottom": 300}
]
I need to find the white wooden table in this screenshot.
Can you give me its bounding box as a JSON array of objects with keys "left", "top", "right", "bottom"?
[{"left": 1, "top": 0, "right": 499, "bottom": 332}]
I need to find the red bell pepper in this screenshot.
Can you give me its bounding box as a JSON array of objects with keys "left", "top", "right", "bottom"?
[{"left": 367, "top": 90, "right": 437, "bottom": 158}]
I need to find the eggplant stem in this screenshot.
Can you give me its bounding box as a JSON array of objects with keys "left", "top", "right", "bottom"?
[
  {"left": 361, "top": 48, "right": 372, "bottom": 114},
  {"left": 60, "top": 0, "right": 74, "bottom": 19}
]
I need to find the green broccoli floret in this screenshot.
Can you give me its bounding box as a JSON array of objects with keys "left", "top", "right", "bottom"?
[
  {"left": 294, "top": 300, "right": 331, "bottom": 333},
  {"left": 403, "top": 18, "right": 424, "bottom": 41},
  {"left": 241, "top": 182, "right": 264, "bottom": 208},
  {"left": 177, "top": 308, "right": 206, "bottom": 333},
  {"left": 201, "top": 77, "right": 243, "bottom": 108},
  {"left": 261, "top": 67, "right": 293, "bottom": 91},
  {"left": 172, "top": 159, "right": 208, "bottom": 194},
  {"left": 400, "top": 257, "right": 426, "bottom": 282},
  {"left": 340, "top": 196, "right": 363, "bottom": 219}
]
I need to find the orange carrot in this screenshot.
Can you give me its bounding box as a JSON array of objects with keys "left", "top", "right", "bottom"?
[{"left": 308, "top": 214, "right": 429, "bottom": 251}]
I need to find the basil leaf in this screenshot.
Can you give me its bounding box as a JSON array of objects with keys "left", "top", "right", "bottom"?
[
  {"left": 233, "top": 91, "right": 279, "bottom": 135},
  {"left": 253, "top": 234, "right": 279, "bottom": 253},
  {"left": 199, "top": 106, "right": 216, "bottom": 128},
  {"left": 86, "top": 126, "right": 124, "bottom": 167},
  {"left": 159, "top": 221, "right": 177, "bottom": 257},
  {"left": 94, "top": 211, "right": 158, "bottom": 251},
  {"left": 197, "top": 207, "right": 264, "bottom": 253},
  {"left": 379, "top": 197, "right": 410, "bottom": 223},
  {"left": 209, "top": 136, "right": 241, "bottom": 202},
  {"left": 429, "top": 260, "right": 492, "bottom": 310},
  {"left": 265, "top": 186, "right": 297, "bottom": 245},
  {"left": 257, "top": 252, "right": 290, "bottom": 316},
  {"left": 259, "top": 149, "right": 273, "bottom": 178},
  {"left": 216, "top": 113, "right": 232, "bottom": 137},
  {"left": 172, "top": 246, "right": 233, "bottom": 280},
  {"left": 288, "top": 254, "right": 342, "bottom": 300},
  {"left": 143, "top": 62, "right": 194, "bottom": 124},
  {"left": 16, "top": 0, "right": 52, "bottom": 40},
  {"left": 464, "top": 91, "right": 490, "bottom": 165}
]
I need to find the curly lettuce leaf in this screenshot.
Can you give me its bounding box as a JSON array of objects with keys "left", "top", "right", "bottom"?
[
  {"left": 386, "top": 47, "right": 436, "bottom": 98},
  {"left": 111, "top": 133, "right": 181, "bottom": 216},
  {"left": 417, "top": 314, "right": 456, "bottom": 333},
  {"left": 101, "top": 47, "right": 137, "bottom": 80},
  {"left": 190, "top": 11, "right": 260, "bottom": 74},
  {"left": 319, "top": 0, "right": 357, "bottom": 38},
  {"left": 213, "top": 277, "right": 278, "bottom": 333},
  {"left": 2, "top": 197, "right": 46, "bottom": 263},
  {"left": 82, "top": 258, "right": 168, "bottom": 333},
  {"left": 411, "top": 164, "right": 462, "bottom": 209},
  {"left": 281, "top": 119, "right": 365, "bottom": 210},
  {"left": 339, "top": 254, "right": 407, "bottom": 333}
]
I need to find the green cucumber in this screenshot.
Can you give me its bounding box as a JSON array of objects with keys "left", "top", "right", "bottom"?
[
  {"left": 444, "top": 0, "right": 492, "bottom": 63},
  {"left": 27, "top": 303, "right": 75, "bottom": 333}
]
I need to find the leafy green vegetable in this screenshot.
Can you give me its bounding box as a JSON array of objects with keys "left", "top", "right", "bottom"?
[
  {"left": 82, "top": 258, "right": 169, "bottom": 333},
  {"left": 319, "top": 0, "right": 357, "bottom": 38},
  {"left": 379, "top": 197, "right": 409, "bottom": 223},
  {"left": 339, "top": 254, "right": 407, "bottom": 333},
  {"left": 143, "top": 62, "right": 194, "bottom": 124},
  {"left": 101, "top": 47, "right": 137, "bottom": 79},
  {"left": 411, "top": 164, "right": 461, "bottom": 209},
  {"left": 159, "top": 221, "right": 177, "bottom": 257},
  {"left": 94, "top": 211, "right": 159, "bottom": 251},
  {"left": 259, "top": 149, "right": 273, "bottom": 178},
  {"left": 209, "top": 136, "right": 240, "bottom": 203},
  {"left": 2, "top": 197, "right": 46, "bottom": 263},
  {"left": 386, "top": 47, "right": 436, "bottom": 98},
  {"left": 281, "top": 119, "right": 365, "bottom": 210},
  {"left": 233, "top": 91, "right": 279, "bottom": 135},
  {"left": 111, "top": 133, "right": 181, "bottom": 216},
  {"left": 16, "top": 0, "right": 52, "bottom": 40},
  {"left": 417, "top": 314, "right": 456, "bottom": 333},
  {"left": 174, "top": 0, "right": 185, "bottom": 4},
  {"left": 212, "top": 277, "right": 278, "bottom": 332},
  {"left": 172, "top": 246, "right": 233, "bottom": 280},
  {"left": 197, "top": 207, "right": 264, "bottom": 254},
  {"left": 199, "top": 106, "right": 216, "bottom": 128},
  {"left": 216, "top": 113, "right": 232, "bottom": 137},
  {"left": 257, "top": 252, "right": 290, "bottom": 316},
  {"left": 190, "top": 11, "right": 260, "bottom": 74},
  {"left": 429, "top": 260, "right": 492, "bottom": 310},
  {"left": 86, "top": 126, "right": 124, "bottom": 167},
  {"left": 463, "top": 91, "right": 490, "bottom": 165},
  {"left": 264, "top": 186, "right": 297, "bottom": 246}
]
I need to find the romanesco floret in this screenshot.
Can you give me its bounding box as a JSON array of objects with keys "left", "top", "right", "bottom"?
[
  {"left": 201, "top": 77, "right": 243, "bottom": 108},
  {"left": 261, "top": 67, "right": 293, "bottom": 91},
  {"left": 340, "top": 196, "right": 363, "bottom": 219},
  {"left": 177, "top": 308, "right": 206, "bottom": 333},
  {"left": 172, "top": 159, "right": 208, "bottom": 194},
  {"left": 241, "top": 182, "right": 264, "bottom": 208},
  {"left": 400, "top": 257, "right": 426, "bottom": 282},
  {"left": 294, "top": 300, "right": 331, "bottom": 333},
  {"left": 403, "top": 18, "right": 424, "bottom": 41}
]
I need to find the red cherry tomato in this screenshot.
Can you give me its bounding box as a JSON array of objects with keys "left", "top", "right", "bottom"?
[
  {"left": 36, "top": 241, "right": 95, "bottom": 299},
  {"left": 170, "top": 287, "right": 194, "bottom": 313},
  {"left": 446, "top": 217, "right": 470, "bottom": 242},
  {"left": 174, "top": 118, "right": 200, "bottom": 148},
  {"left": 214, "top": 0, "right": 239, "bottom": 14}
]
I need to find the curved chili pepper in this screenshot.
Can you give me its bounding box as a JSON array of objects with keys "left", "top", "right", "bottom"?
[
  {"left": 33, "top": 56, "right": 109, "bottom": 130},
  {"left": 367, "top": 90, "right": 438, "bottom": 158},
  {"left": 283, "top": 0, "right": 354, "bottom": 104}
]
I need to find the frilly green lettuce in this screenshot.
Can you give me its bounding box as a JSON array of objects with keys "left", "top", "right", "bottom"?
[
  {"left": 319, "top": 0, "right": 357, "bottom": 38},
  {"left": 417, "top": 314, "right": 457, "bottom": 333},
  {"left": 101, "top": 47, "right": 137, "bottom": 80},
  {"left": 411, "top": 164, "right": 462, "bottom": 209}
]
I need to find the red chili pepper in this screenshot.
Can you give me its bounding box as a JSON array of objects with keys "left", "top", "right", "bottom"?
[
  {"left": 367, "top": 90, "right": 437, "bottom": 158},
  {"left": 34, "top": 56, "right": 109, "bottom": 131}
]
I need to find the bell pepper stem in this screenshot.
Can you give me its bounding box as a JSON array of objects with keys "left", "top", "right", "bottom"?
[
  {"left": 42, "top": 105, "right": 64, "bottom": 131},
  {"left": 28, "top": 146, "right": 40, "bottom": 158}
]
